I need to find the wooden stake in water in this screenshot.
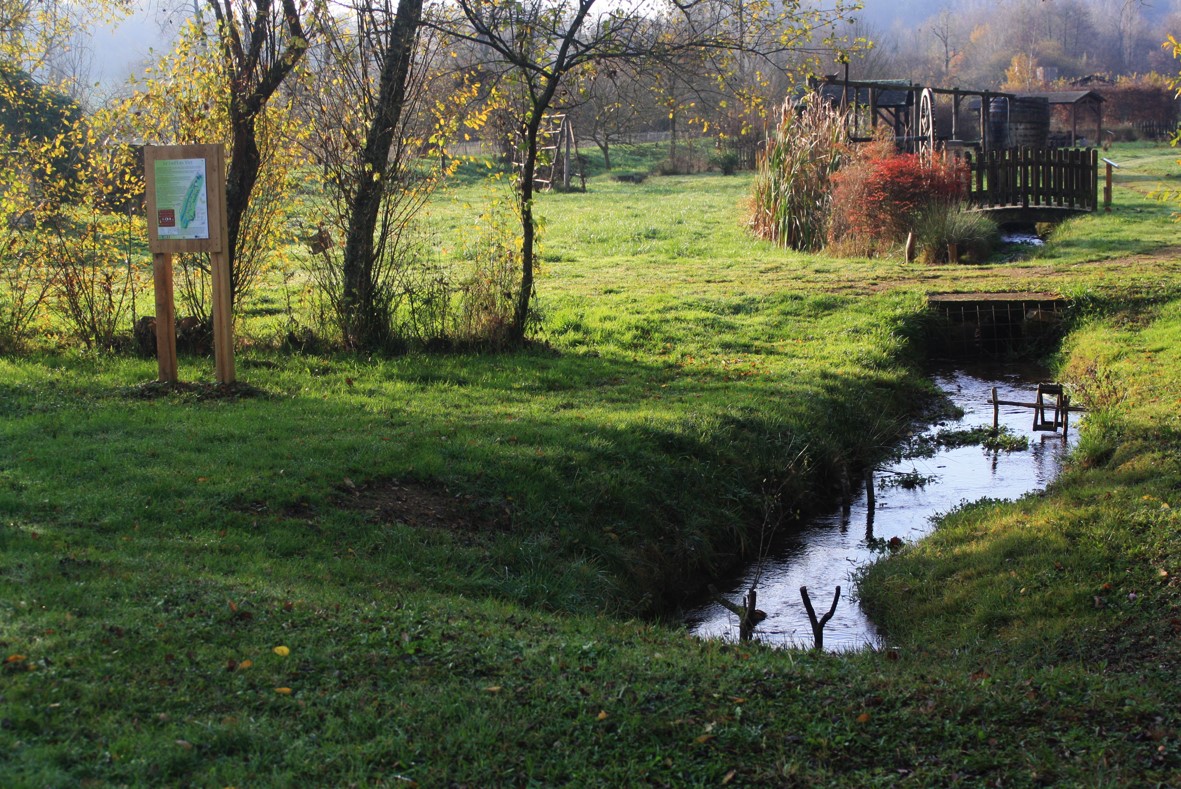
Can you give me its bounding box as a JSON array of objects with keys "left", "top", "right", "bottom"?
[{"left": 800, "top": 585, "right": 841, "bottom": 651}]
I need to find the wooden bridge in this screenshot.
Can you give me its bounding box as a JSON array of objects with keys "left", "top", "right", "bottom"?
[{"left": 958, "top": 147, "right": 1099, "bottom": 223}]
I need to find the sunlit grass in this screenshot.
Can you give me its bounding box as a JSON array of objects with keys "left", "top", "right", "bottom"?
[{"left": 2, "top": 141, "right": 1181, "bottom": 785}]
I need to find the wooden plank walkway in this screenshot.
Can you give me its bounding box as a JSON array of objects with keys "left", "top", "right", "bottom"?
[{"left": 957, "top": 147, "right": 1098, "bottom": 219}]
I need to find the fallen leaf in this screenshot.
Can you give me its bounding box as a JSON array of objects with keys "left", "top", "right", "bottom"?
[
  {"left": 856, "top": 712, "right": 871, "bottom": 724},
  {"left": 175, "top": 739, "right": 193, "bottom": 750},
  {"left": 695, "top": 734, "right": 715, "bottom": 744},
  {"left": 238, "top": 659, "right": 253, "bottom": 670},
  {"left": 273, "top": 645, "right": 290, "bottom": 657},
  {"left": 722, "top": 769, "right": 737, "bottom": 784},
  {"left": 483, "top": 685, "right": 502, "bottom": 693},
  {"left": 274, "top": 687, "right": 292, "bottom": 695},
  {"left": 4, "top": 654, "right": 27, "bottom": 664},
  {"left": 596, "top": 710, "right": 608, "bottom": 721}
]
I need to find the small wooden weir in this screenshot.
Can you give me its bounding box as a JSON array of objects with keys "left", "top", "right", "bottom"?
[
  {"left": 990, "top": 382, "right": 1084, "bottom": 440},
  {"left": 927, "top": 292, "right": 1068, "bottom": 356}
]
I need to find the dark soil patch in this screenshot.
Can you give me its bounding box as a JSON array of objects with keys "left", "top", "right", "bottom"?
[
  {"left": 121, "top": 380, "right": 269, "bottom": 401},
  {"left": 336, "top": 477, "right": 512, "bottom": 533}
]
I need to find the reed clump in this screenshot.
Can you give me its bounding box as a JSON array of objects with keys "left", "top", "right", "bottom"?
[{"left": 749, "top": 96, "right": 850, "bottom": 251}]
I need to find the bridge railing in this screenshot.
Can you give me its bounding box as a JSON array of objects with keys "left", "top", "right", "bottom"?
[{"left": 956, "top": 148, "right": 1098, "bottom": 212}]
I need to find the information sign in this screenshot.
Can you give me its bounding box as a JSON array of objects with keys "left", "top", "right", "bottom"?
[
  {"left": 153, "top": 158, "right": 210, "bottom": 241},
  {"left": 143, "top": 144, "right": 235, "bottom": 384}
]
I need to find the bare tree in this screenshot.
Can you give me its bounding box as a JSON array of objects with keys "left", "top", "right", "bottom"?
[
  {"left": 568, "top": 61, "right": 653, "bottom": 170},
  {"left": 441, "top": 0, "right": 618, "bottom": 343},
  {"left": 206, "top": 0, "right": 309, "bottom": 308},
  {"left": 441, "top": 0, "right": 857, "bottom": 344}
]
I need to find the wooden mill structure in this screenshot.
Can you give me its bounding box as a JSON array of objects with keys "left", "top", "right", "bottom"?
[{"left": 813, "top": 76, "right": 1103, "bottom": 222}]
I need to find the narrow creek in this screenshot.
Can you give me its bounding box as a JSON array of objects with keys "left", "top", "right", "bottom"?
[{"left": 685, "top": 362, "right": 1078, "bottom": 651}]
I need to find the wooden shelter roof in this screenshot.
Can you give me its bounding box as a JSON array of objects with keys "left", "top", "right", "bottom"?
[
  {"left": 817, "top": 79, "right": 913, "bottom": 108},
  {"left": 1017, "top": 90, "right": 1105, "bottom": 105}
]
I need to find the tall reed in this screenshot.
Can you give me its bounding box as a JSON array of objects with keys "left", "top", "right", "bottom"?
[{"left": 749, "top": 97, "right": 849, "bottom": 251}]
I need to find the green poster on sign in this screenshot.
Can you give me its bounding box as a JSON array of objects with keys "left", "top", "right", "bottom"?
[{"left": 153, "top": 158, "right": 210, "bottom": 240}]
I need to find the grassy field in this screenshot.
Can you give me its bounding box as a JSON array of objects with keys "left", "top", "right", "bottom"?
[{"left": 2, "top": 143, "right": 1180, "bottom": 785}]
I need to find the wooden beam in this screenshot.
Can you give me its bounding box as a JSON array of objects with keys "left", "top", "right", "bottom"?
[{"left": 152, "top": 253, "right": 177, "bottom": 384}]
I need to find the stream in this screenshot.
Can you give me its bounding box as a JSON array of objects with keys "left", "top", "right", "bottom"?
[{"left": 685, "top": 363, "right": 1078, "bottom": 651}]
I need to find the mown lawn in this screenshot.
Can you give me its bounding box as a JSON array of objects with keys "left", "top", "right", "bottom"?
[{"left": 2, "top": 143, "right": 1180, "bottom": 785}]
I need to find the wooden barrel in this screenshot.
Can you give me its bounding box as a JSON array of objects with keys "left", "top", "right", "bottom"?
[{"left": 989, "top": 97, "right": 1050, "bottom": 148}]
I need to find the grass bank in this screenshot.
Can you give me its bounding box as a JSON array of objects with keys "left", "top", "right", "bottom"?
[{"left": 2, "top": 144, "right": 1180, "bottom": 784}]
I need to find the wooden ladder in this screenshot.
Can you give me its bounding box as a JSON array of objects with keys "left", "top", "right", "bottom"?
[{"left": 525, "top": 114, "right": 585, "bottom": 192}]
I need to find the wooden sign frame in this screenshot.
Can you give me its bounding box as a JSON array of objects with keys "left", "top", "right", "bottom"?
[{"left": 144, "top": 144, "right": 235, "bottom": 384}]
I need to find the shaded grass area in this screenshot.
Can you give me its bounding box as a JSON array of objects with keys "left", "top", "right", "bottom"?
[
  {"left": 0, "top": 315, "right": 925, "bottom": 617},
  {"left": 3, "top": 145, "right": 1181, "bottom": 784}
]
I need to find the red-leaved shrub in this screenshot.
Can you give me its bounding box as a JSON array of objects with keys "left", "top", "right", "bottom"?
[{"left": 827, "top": 151, "right": 967, "bottom": 257}]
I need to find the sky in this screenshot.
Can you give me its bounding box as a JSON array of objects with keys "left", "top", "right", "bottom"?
[
  {"left": 83, "top": 0, "right": 953, "bottom": 92},
  {"left": 85, "top": 2, "right": 182, "bottom": 89}
]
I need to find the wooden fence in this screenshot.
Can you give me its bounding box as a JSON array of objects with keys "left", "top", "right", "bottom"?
[
  {"left": 1132, "top": 120, "right": 1179, "bottom": 141},
  {"left": 958, "top": 147, "right": 1098, "bottom": 212}
]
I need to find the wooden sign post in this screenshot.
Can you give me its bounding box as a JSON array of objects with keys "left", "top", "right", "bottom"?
[{"left": 144, "top": 144, "right": 235, "bottom": 384}]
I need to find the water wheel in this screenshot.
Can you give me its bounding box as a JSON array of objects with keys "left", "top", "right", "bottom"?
[{"left": 917, "top": 88, "right": 935, "bottom": 162}]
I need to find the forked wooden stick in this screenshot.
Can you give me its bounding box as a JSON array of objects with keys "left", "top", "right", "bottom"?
[{"left": 800, "top": 585, "right": 841, "bottom": 651}]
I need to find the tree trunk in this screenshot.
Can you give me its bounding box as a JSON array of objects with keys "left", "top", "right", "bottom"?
[
  {"left": 340, "top": 0, "right": 423, "bottom": 348},
  {"left": 512, "top": 111, "right": 543, "bottom": 345},
  {"left": 596, "top": 139, "right": 611, "bottom": 171},
  {"left": 225, "top": 110, "right": 261, "bottom": 308},
  {"left": 669, "top": 110, "right": 678, "bottom": 166}
]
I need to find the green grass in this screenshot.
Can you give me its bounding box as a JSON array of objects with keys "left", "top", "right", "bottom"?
[{"left": 2, "top": 142, "right": 1181, "bottom": 785}]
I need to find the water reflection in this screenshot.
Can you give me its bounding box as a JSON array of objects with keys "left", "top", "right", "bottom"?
[{"left": 685, "top": 363, "right": 1077, "bottom": 651}]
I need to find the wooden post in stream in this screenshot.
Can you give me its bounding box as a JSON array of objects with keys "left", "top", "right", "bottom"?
[
  {"left": 800, "top": 585, "right": 841, "bottom": 651},
  {"left": 708, "top": 585, "right": 765, "bottom": 642},
  {"left": 990, "top": 385, "right": 1082, "bottom": 440}
]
